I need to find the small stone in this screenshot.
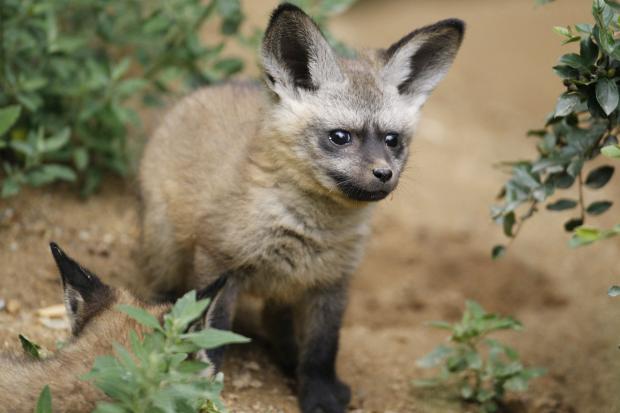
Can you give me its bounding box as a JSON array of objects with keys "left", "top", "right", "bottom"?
[
  {"left": 246, "top": 361, "right": 260, "bottom": 371},
  {"left": 78, "top": 230, "right": 91, "bottom": 241},
  {"left": 40, "top": 317, "right": 70, "bottom": 330},
  {"left": 6, "top": 299, "right": 21, "bottom": 314},
  {"left": 232, "top": 371, "right": 262, "bottom": 390},
  {"left": 0, "top": 298, "right": 5, "bottom": 311},
  {"left": 102, "top": 233, "right": 115, "bottom": 245},
  {"left": 9, "top": 242, "right": 18, "bottom": 252}
]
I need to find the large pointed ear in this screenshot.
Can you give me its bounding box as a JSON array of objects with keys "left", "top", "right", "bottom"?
[
  {"left": 381, "top": 19, "right": 464, "bottom": 103},
  {"left": 261, "top": 3, "right": 344, "bottom": 95},
  {"left": 49, "top": 242, "right": 113, "bottom": 335}
]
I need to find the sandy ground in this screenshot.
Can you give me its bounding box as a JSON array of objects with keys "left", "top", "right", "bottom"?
[{"left": 2, "top": 0, "right": 620, "bottom": 412}]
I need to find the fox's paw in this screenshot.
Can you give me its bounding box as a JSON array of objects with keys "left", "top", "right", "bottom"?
[{"left": 298, "top": 377, "right": 351, "bottom": 413}]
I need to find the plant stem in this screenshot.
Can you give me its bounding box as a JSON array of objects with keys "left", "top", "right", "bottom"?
[{"left": 578, "top": 171, "right": 585, "bottom": 222}]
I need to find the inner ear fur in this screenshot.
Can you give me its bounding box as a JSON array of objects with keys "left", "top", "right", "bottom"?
[
  {"left": 382, "top": 18, "right": 465, "bottom": 98},
  {"left": 261, "top": 3, "right": 343, "bottom": 92}
]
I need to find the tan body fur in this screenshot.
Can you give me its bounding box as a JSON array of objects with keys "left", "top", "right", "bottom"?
[{"left": 140, "top": 82, "right": 372, "bottom": 302}]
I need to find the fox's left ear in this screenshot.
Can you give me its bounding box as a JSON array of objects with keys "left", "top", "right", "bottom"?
[
  {"left": 381, "top": 19, "right": 465, "bottom": 104},
  {"left": 49, "top": 242, "right": 113, "bottom": 335}
]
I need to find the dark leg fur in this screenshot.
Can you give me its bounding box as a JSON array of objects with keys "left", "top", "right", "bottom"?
[
  {"left": 295, "top": 281, "right": 351, "bottom": 413},
  {"left": 262, "top": 300, "right": 299, "bottom": 376},
  {"left": 204, "top": 280, "right": 238, "bottom": 370}
]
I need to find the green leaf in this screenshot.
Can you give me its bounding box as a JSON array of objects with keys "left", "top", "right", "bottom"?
[
  {"left": 182, "top": 328, "right": 250, "bottom": 350},
  {"left": 502, "top": 212, "right": 516, "bottom": 237},
  {"left": 116, "top": 305, "right": 163, "bottom": 332},
  {"left": 491, "top": 245, "right": 506, "bottom": 260},
  {"left": 564, "top": 218, "right": 584, "bottom": 232},
  {"left": 559, "top": 53, "right": 588, "bottom": 71},
  {"left": 608, "top": 285, "right": 620, "bottom": 297},
  {"left": 416, "top": 345, "right": 453, "bottom": 368},
  {"left": 586, "top": 200, "right": 612, "bottom": 215},
  {"left": 0, "top": 105, "right": 22, "bottom": 136},
  {"left": 595, "top": 78, "right": 619, "bottom": 115},
  {"left": 575, "top": 23, "right": 593, "bottom": 33},
  {"left": 585, "top": 165, "right": 614, "bottom": 189},
  {"left": 553, "top": 26, "right": 571, "bottom": 37},
  {"left": 41, "top": 164, "right": 77, "bottom": 182},
  {"left": 546, "top": 199, "right": 577, "bottom": 211},
  {"left": 92, "top": 404, "right": 126, "bottom": 413},
  {"left": 35, "top": 385, "right": 52, "bottom": 413},
  {"left": 19, "top": 334, "right": 42, "bottom": 359},
  {"left": 43, "top": 128, "right": 70, "bottom": 152},
  {"left": 554, "top": 93, "right": 581, "bottom": 117},
  {"left": 2, "top": 178, "right": 21, "bottom": 198},
  {"left": 580, "top": 37, "right": 598, "bottom": 66},
  {"left": 427, "top": 321, "right": 454, "bottom": 331},
  {"left": 73, "top": 148, "right": 89, "bottom": 170},
  {"left": 601, "top": 144, "right": 620, "bottom": 158},
  {"left": 553, "top": 65, "right": 579, "bottom": 79}
]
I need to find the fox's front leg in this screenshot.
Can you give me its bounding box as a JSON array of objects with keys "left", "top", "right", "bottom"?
[{"left": 296, "top": 279, "right": 351, "bottom": 413}]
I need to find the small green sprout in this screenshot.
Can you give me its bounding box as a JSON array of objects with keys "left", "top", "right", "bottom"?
[{"left": 415, "top": 300, "right": 546, "bottom": 413}]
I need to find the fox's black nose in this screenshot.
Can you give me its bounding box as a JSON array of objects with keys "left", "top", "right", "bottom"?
[{"left": 372, "top": 167, "right": 393, "bottom": 183}]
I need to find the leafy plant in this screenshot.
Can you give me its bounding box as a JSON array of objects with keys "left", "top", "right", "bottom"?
[
  {"left": 0, "top": 0, "right": 245, "bottom": 197},
  {"left": 86, "top": 290, "right": 249, "bottom": 413},
  {"left": 416, "top": 301, "right": 545, "bottom": 413},
  {"left": 0, "top": 0, "right": 359, "bottom": 199},
  {"left": 491, "top": 0, "right": 620, "bottom": 256},
  {"left": 33, "top": 290, "right": 249, "bottom": 413}
]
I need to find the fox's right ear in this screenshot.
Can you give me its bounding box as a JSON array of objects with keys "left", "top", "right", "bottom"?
[
  {"left": 49, "top": 242, "right": 113, "bottom": 335},
  {"left": 261, "top": 3, "right": 344, "bottom": 97}
]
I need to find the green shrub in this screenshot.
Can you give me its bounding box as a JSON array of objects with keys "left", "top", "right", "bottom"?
[
  {"left": 0, "top": 0, "right": 245, "bottom": 197},
  {"left": 0, "top": 0, "right": 357, "bottom": 198},
  {"left": 491, "top": 0, "right": 620, "bottom": 257},
  {"left": 34, "top": 290, "right": 249, "bottom": 413},
  {"left": 416, "top": 301, "right": 545, "bottom": 413}
]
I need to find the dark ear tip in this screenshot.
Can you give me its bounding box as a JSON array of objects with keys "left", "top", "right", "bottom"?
[
  {"left": 438, "top": 18, "right": 466, "bottom": 37},
  {"left": 269, "top": 2, "right": 307, "bottom": 24},
  {"left": 49, "top": 242, "right": 65, "bottom": 261}
]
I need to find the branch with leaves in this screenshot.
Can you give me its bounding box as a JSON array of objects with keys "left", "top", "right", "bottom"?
[{"left": 492, "top": 0, "right": 620, "bottom": 257}]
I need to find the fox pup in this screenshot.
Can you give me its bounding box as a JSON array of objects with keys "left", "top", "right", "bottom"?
[
  {"left": 139, "top": 4, "right": 464, "bottom": 412},
  {"left": 0, "top": 244, "right": 225, "bottom": 413}
]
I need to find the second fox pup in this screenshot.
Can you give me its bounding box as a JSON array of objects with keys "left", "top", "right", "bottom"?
[
  {"left": 0, "top": 244, "right": 226, "bottom": 413},
  {"left": 140, "top": 4, "right": 464, "bottom": 413}
]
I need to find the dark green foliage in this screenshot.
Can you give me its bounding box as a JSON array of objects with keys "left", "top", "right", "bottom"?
[
  {"left": 416, "top": 301, "right": 545, "bottom": 413},
  {"left": 492, "top": 0, "right": 620, "bottom": 252},
  {"left": 1, "top": 0, "right": 357, "bottom": 198},
  {"left": 0, "top": 0, "right": 245, "bottom": 197}
]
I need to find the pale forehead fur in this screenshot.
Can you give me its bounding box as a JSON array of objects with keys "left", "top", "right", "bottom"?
[{"left": 269, "top": 50, "right": 422, "bottom": 138}]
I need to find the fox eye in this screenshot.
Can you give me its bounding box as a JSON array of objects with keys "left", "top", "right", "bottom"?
[
  {"left": 329, "top": 130, "right": 352, "bottom": 146},
  {"left": 385, "top": 133, "right": 399, "bottom": 148}
]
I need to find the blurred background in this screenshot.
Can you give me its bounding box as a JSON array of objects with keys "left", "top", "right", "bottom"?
[{"left": 2, "top": 0, "right": 620, "bottom": 412}]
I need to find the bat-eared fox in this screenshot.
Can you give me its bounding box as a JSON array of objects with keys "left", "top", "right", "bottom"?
[
  {"left": 139, "top": 3, "right": 464, "bottom": 412},
  {"left": 0, "top": 244, "right": 226, "bottom": 413}
]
